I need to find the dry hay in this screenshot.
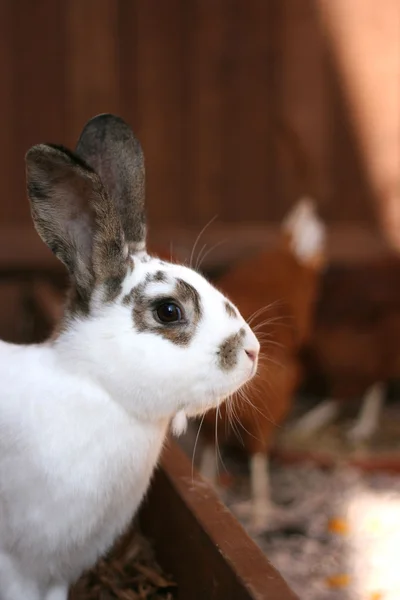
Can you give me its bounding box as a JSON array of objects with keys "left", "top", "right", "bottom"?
[{"left": 69, "top": 521, "right": 177, "bottom": 600}]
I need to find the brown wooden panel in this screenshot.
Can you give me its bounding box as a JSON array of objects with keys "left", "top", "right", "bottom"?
[
  {"left": 118, "top": 0, "right": 138, "bottom": 123},
  {"left": 0, "top": 225, "right": 59, "bottom": 272},
  {"left": 0, "top": 0, "right": 398, "bottom": 236},
  {"left": 327, "top": 58, "right": 378, "bottom": 225},
  {"left": 185, "top": 0, "right": 226, "bottom": 224},
  {"left": 7, "top": 0, "right": 66, "bottom": 223},
  {"left": 221, "top": 0, "right": 276, "bottom": 222},
  {"left": 0, "top": 280, "right": 29, "bottom": 343},
  {"left": 0, "top": 1, "right": 15, "bottom": 223},
  {"left": 65, "top": 0, "right": 120, "bottom": 146},
  {"left": 134, "top": 0, "right": 187, "bottom": 227},
  {"left": 275, "top": 0, "right": 331, "bottom": 215}
]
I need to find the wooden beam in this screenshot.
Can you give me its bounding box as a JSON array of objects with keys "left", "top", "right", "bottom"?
[
  {"left": 149, "top": 223, "right": 391, "bottom": 269},
  {"left": 140, "top": 440, "right": 298, "bottom": 600},
  {"left": 30, "top": 280, "right": 65, "bottom": 328},
  {"left": 0, "top": 223, "right": 392, "bottom": 274},
  {"left": 0, "top": 226, "right": 59, "bottom": 272}
]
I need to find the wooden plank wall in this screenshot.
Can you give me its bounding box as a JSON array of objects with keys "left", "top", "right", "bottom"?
[{"left": 0, "top": 0, "right": 398, "bottom": 233}]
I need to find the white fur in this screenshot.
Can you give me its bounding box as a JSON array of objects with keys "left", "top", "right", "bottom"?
[
  {"left": 282, "top": 196, "right": 326, "bottom": 264},
  {"left": 171, "top": 410, "right": 188, "bottom": 436},
  {"left": 0, "top": 254, "right": 259, "bottom": 599}
]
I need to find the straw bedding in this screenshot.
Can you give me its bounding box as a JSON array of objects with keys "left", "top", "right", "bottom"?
[{"left": 69, "top": 521, "right": 177, "bottom": 600}]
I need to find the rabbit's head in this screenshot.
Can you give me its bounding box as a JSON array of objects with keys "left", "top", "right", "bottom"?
[{"left": 26, "top": 115, "right": 259, "bottom": 421}]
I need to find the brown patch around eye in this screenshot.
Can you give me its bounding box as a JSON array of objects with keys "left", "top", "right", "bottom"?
[
  {"left": 158, "top": 329, "right": 192, "bottom": 346},
  {"left": 175, "top": 279, "right": 202, "bottom": 320},
  {"left": 225, "top": 301, "right": 238, "bottom": 319},
  {"left": 218, "top": 331, "right": 245, "bottom": 371},
  {"left": 122, "top": 270, "right": 168, "bottom": 307},
  {"left": 128, "top": 275, "right": 203, "bottom": 346}
]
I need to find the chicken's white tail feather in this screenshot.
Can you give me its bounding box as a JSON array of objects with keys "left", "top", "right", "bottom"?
[{"left": 282, "top": 197, "right": 326, "bottom": 264}]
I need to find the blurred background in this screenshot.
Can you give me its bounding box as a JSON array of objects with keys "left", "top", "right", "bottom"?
[
  {"left": 1, "top": 1, "right": 399, "bottom": 255},
  {"left": 1, "top": 1, "right": 400, "bottom": 599}
]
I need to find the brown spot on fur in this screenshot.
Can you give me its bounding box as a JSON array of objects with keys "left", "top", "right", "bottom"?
[
  {"left": 218, "top": 331, "right": 245, "bottom": 371},
  {"left": 153, "top": 270, "right": 167, "bottom": 283},
  {"left": 225, "top": 301, "right": 238, "bottom": 319},
  {"left": 122, "top": 290, "right": 133, "bottom": 306},
  {"left": 103, "top": 276, "right": 124, "bottom": 303}
]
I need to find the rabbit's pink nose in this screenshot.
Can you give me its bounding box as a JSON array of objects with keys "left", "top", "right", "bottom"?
[{"left": 245, "top": 348, "right": 258, "bottom": 362}]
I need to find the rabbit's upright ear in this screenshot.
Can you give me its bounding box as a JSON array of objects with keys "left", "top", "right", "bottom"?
[
  {"left": 26, "top": 144, "right": 127, "bottom": 310},
  {"left": 76, "top": 113, "right": 146, "bottom": 254}
]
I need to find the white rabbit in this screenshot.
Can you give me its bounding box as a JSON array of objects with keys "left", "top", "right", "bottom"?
[{"left": 0, "top": 114, "right": 259, "bottom": 600}]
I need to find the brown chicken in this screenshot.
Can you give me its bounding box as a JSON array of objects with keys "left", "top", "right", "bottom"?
[
  {"left": 198, "top": 199, "right": 326, "bottom": 531},
  {"left": 292, "top": 255, "right": 400, "bottom": 443}
]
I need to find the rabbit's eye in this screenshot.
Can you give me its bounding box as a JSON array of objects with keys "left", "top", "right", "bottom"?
[{"left": 155, "top": 302, "right": 182, "bottom": 324}]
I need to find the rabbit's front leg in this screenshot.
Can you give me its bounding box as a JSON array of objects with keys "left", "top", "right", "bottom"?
[{"left": 44, "top": 584, "right": 68, "bottom": 600}]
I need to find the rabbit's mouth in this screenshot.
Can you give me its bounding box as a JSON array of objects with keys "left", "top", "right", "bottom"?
[
  {"left": 178, "top": 366, "right": 257, "bottom": 417},
  {"left": 249, "top": 361, "right": 258, "bottom": 378}
]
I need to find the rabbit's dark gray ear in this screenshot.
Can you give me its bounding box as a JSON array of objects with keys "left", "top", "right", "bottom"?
[
  {"left": 75, "top": 113, "right": 146, "bottom": 254},
  {"left": 26, "top": 144, "right": 127, "bottom": 312}
]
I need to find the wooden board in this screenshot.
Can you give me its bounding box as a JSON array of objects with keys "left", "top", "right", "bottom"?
[
  {"left": 0, "top": 223, "right": 392, "bottom": 274},
  {"left": 140, "top": 440, "right": 298, "bottom": 600}
]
